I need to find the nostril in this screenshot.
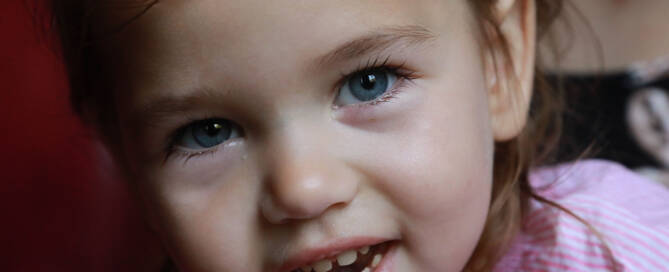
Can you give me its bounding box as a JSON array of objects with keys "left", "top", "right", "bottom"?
[
  {"left": 260, "top": 196, "right": 294, "bottom": 224},
  {"left": 260, "top": 192, "right": 327, "bottom": 224}
]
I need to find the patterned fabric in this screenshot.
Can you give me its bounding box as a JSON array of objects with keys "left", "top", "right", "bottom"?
[{"left": 494, "top": 160, "right": 669, "bottom": 272}]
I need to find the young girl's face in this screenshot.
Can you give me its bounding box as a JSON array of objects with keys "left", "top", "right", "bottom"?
[{"left": 106, "top": 0, "right": 534, "bottom": 271}]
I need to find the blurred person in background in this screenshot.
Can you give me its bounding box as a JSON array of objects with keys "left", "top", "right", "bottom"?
[{"left": 544, "top": 0, "right": 669, "bottom": 186}]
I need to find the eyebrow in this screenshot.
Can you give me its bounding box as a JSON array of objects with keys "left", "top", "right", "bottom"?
[
  {"left": 315, "top": 24, "right": 436, "bottom": 67},
  {"left": 132, "top": 86, "right": 226, "bottom": 126},
  {"left": 135, "top": 25, "right": 436, "bottom": 124}
]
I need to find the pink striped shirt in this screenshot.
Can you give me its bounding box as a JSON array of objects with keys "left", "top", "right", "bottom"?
[{"left": 494, "top": 160, "right": 669, "bottom": 272}]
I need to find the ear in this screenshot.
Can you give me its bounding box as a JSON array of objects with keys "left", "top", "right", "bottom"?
[{"left": 486, "top": 0, "right": 536, "bottom": 141}]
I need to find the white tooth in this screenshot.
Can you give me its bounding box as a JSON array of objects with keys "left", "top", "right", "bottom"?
[
  {"left": 371, "top": 254, "right": 382, "bottom": 267},
  {"left": 362, "top": 268, "right": 371, "bottom": 272},
  {"left": 313, "top": 260, "right": 332, "bottom": 272},
  {"left": 359, "top": 246, "right": 370, "bottom": 255},
  {"left": 301, "top": 265, "right": 312, "bottom": 272},
  {"left": 336, "top": 250, "right": 358, "bottom": 266}
]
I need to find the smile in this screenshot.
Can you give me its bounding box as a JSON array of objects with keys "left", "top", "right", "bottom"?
[{"left": 292, "top": 241, "right": 393, "bottom": 272}]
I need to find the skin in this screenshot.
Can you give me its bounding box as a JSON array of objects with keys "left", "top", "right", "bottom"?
[{"left": 100, "top": 0, "right": 536, "bottom": 271}]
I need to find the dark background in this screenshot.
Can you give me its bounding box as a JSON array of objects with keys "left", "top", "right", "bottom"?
[{"left": 1, "top": 1, "right": 163, "bottom": 270}]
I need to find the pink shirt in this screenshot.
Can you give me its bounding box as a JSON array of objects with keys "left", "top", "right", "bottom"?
[{"left": 494, "top": 160, "right": 669, "bottom": 271}]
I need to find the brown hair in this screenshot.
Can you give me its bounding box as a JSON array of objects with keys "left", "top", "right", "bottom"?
[
  {"left": 466, "top": 1, "right": 566, "bottom": 270},
  {"left": 44, "top": 1, "right": 572, "bottom": 271},
  {"left": 468, "top": 2, "right": 617, "bottom": 271}
]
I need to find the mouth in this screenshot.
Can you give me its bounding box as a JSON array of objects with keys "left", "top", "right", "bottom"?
[{"left": 292, "top": 241, "right": 394, "bottom": 272}]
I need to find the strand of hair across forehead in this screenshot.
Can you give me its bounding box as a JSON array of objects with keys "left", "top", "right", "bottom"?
[{"left": 81, "top": 0, "right": 160, "bottom": 47}]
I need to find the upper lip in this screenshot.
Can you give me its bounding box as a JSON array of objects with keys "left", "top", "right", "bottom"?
[{"left": 278, "top": 236, "right": 392, "bottom": 272}]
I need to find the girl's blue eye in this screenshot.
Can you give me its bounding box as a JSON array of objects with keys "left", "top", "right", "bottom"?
[
  {"left": 176, "top": 119, "right": 241, "bottom": 149},
  {"left": 336, "top": 68, "right": 397, "bottom": 105}
]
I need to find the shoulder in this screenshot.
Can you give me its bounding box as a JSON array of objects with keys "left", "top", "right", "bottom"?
[
  {"left": 530, "top": 159, "right": 669, "bottom": 228},
  {"left": 495, "top": 160, "right": 669, "bottom": 272}
]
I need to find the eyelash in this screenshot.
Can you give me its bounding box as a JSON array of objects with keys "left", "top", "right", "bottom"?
[
  {"left": 165, "top": 144, "right": 220, "bottom": 165},
  {"left": 162, "top": 56, "right": 417, "bottom": 163},
  {"left": 335, "top": 56, "right": 417, "bottom": 106},
  {"left": 163, "top": 116, "right": 222, "bottom": 164}
]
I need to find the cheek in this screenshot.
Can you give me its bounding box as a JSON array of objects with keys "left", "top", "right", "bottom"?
[
  {"left": 350, "top": 69, "right": 494, "bottom": 269},
  {"left": 383, "top": 87, "right": 492, "bottom": 217},
  {"left": 364, "top": 33, "right": 494, "bottom": 219},
  {"left": 368, "top": 26, "right": 494, "bottom": 267},
  {"left": 134, "top": 151, "right": 265, "bottom": 271}
]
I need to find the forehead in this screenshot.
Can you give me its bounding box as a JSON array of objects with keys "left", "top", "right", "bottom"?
[
  {"left": 109, "top": 0, "right": 466, "bottom": 37},
  {"left": 102, "top": 0, "right": 475, "bottom": 105}
]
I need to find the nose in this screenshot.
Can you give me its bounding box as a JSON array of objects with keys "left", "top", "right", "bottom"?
[{"left": 260, "top": 126, "right": 359, "bottom": 224}]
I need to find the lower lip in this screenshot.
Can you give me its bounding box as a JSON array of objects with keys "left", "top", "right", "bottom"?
[{"left": 374, "top": 243, "right": 398, "bottom": 272}]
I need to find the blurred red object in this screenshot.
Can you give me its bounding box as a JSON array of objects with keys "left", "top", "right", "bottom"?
[{"left": 0, "top": 1, "right": 164, "bottom": 271}]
